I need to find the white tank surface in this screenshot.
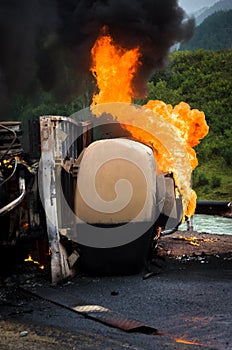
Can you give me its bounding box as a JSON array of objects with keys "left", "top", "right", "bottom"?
[{"left": 74, "top": 138, "right": 158, "bottom": 225}]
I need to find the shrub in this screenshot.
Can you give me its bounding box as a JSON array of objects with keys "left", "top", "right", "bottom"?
[
  {"left": 222, "top": 149, "right": 232, "bottom": 166},
  {"left": 211, "top": 176, "right": 221, "bottom": 188},
  {"left": 197, "top": 173, "right": 209, "bottom": 186}
]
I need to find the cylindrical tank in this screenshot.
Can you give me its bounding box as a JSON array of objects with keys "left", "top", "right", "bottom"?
[
  {"left": 75, "top": 138, "right": 157, "bottom": 224},
  {"left": 74, "top": 138, "right": 159, "bottom": 274},
  {"left": 73, "top": 137, "right": 182, "bottom": 274}
]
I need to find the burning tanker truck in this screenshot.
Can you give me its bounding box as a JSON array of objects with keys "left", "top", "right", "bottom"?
[
  {"left": 0, "top": 12, "right": 209, "bottom": 283},
  {"left": 0, "top": 97, "right": 208, "bottom": 284}
]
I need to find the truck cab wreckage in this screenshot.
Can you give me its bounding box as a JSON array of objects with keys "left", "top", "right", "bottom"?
[{"left": 0, "top": 116, "right": 183, "bottom": 284}]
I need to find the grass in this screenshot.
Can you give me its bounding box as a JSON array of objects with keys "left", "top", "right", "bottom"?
[{"left": 192, "top": 157, "right": 232, "bottom": 201}]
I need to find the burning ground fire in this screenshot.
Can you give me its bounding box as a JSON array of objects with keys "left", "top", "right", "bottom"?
[
  {"left": 174, "top": 235, "right": 216, "bottom": 247},
  {"left": 175, "top": 338, "right": 203, "bottom": 346},
  {"left": 90, "top": 28, "right": 209, "bottom": 219},
  {"left": 24, "top": 254, "right": 44, "bottom": 270}
]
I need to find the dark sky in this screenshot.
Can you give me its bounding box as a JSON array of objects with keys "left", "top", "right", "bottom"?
[{"left": 0, "top": 0, "right": 195, "bottom": 116}]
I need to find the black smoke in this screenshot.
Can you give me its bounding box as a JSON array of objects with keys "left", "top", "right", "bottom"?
[{"left": 0, "top": 0, "right": 195, "bottom": 115}]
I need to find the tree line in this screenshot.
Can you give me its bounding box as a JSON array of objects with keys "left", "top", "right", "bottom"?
[
  {"left": 180, "top": 10, "right": 232, "bottom": 51},
  {"left": 10, "top": 49, "right": 232, "bottom": 200},
  {"left": 140, "top": 49, "right": 232, "bottom": 200}
]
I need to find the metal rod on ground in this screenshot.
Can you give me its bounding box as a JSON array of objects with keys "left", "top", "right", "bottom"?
[{"left": 187, "top": 216, "right": 194, "bottom": 231}]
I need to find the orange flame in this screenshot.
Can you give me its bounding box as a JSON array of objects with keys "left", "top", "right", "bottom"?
[
  {"left": 90, "top": 30, "right": 209, "bottom": 218},
  {"left": 24, "top": 254, "right": 44, "bottom": 270},
  {"left": 90, "top": 27, "right": 141, "bottom": 106},
  {"left": 175, "top": 338, "right": 202, "bottom": 345}
]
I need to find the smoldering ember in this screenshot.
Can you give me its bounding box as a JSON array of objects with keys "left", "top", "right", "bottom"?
[{"left": 0, "top": 1, "right": 231, "bottom": 350}]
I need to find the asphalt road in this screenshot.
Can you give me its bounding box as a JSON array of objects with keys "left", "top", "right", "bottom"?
[{"left": 1, "top": 254, "right": 231, "bottom": 350}]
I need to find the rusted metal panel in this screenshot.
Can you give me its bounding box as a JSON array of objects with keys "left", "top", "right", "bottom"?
[
  {"left": 72, "top": 304, "right": 159, "bottom": 333},
  {"left": 39, "top": 116, "right": 70, "bottom": 284},
  {"left": 39, "top": 115, "right": 93, "bottom": 284},
  {"left": 22, "top": 286, "right": 160, "bottom": 335}
]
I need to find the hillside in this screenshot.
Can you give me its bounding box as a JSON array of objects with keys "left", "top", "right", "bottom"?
[
  {"left": 180, "top": 10, "right": 232, "bottom": 50},
  {"left": 140, "top": 49, "right": 232, "bottom": 201},
  {"left": 195, "top": 0, "right": 232, "bottom": 25},
  {"left": 10, "top": 49, "right": 232, "bottom": 202}
]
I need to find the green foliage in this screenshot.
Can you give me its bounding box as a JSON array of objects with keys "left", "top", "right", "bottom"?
[
  {"left": 12, "top": 91, "right": 90, "bottom": 120},
  {"left": 9, "top": 46, "right": 232, "bottom": 201},
  {"left": 140, "top": 49, "right": 232, "bottom": 200},
  {"left": 211, "top": 176, "right": 221, "bottom": 188},
  {"left": 10, "top": 90, "right": 92, "bottom": 150},
  {"left": 193, "top": 172, "right": 209, "bottom": 187},
  {"left": 222, "top": 148, "right": 232, "bottom": 166},
  {"left": 180, "top": 10, "right": 232, "bottom": 51},
  {"left": 144, "top": 81, "right": 182, "bottom": 106}
]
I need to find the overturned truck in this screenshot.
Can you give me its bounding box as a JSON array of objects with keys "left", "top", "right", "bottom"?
[{"left": 0, "top": 116, "right": 183, "bottom": 284}]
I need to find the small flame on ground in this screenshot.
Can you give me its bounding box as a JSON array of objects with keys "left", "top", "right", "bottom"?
[
  {"left": 175, "top": 338, "right": 202, "bottom": 345},
  {"left": 24, "top": 254, "right": 44, "bottom": 270},
  {"left": 21, "top": 222, "right": 29, "bottom": 229},
  {"left": 175, "top": 235, "right": 216, "bottom": 246}
]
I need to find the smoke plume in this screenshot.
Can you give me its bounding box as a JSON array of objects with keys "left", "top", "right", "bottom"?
[{"left": 0, "top": 0, "right": 195, "bottom": 115}]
